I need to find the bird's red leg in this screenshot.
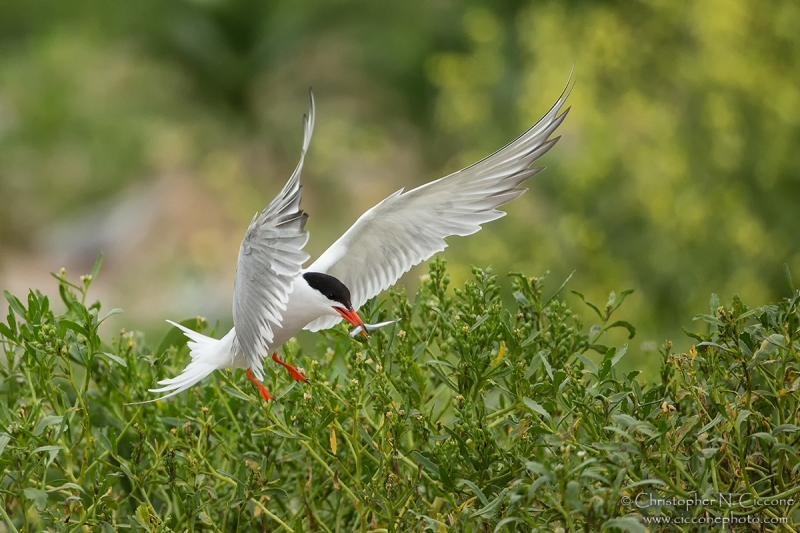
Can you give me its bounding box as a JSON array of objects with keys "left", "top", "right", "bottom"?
[
  {"left": 245, "top": 369, "right": 273, "bottom": 402},
  {"left": 272, "top": 353, "right": 308, "bottom": 383}
]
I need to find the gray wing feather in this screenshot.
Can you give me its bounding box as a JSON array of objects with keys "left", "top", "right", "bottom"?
[
  {"left": 305, "top": 78, "right": 571, "bottom": 332},
  {"left": 233, "top": 92, "right": 315, "bottom": 376}
]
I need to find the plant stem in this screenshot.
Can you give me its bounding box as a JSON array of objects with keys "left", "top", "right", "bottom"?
[
  {"left": 0, "top": 499, "right": 19, "bottom": 533},
  {"left": 250, "top": 499, "right": 293, "bottom": 533}
]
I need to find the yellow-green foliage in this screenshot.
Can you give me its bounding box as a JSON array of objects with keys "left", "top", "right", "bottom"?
[
  {"left": 1, "top": 1, "right": 798, "bottom": 344},
  {"left": 1, "top": 259, "right": 799, "bottom": 532},
  {"left": 425, "top": 1, "right": 800, "bottom": 340}
]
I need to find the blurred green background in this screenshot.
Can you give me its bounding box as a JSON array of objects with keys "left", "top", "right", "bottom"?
[{"left": 1, "top": 0, "right": 799, "bottom": 364}]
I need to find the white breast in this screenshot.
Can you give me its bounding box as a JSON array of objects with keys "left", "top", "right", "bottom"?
[{"left": 230, "top": 273, "right": 338, "bottom": 366}]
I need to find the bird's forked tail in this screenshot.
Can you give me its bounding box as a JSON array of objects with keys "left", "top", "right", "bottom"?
[{"left": 140, "top": 320, "right": 235, "bottom": 403}]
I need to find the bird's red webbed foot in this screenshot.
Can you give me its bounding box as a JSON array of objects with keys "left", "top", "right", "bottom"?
[
  {"left": 245, "top": 369, "right": 273, "bottom": 402},
  {"left": 272, "top": 352, "right": 308, "bottom": 382}
]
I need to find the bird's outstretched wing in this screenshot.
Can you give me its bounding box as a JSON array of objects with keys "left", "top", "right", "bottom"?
[
  {"left": 304, "top": 78, "right": 571, "bottom": 332},
  {"left": 233, "top": 92, "right": 315, "bottom": 378}
]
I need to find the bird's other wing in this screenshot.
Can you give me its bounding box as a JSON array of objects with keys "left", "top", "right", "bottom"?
[
  {"left": 304, "top": 77, "right": 571, "bottom": 332},
  {"left": 233, "top": 92, "right": 315, "bottom": 378}
]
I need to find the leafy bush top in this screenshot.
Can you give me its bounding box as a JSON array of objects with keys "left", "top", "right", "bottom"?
[{"left": 1, "top": 258, "right": 799, "bottom": 532}]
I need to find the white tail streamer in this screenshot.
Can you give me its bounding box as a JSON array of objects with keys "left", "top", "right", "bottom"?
[{"left": 130, "top": 321, "right": 236, "bottom": 404}]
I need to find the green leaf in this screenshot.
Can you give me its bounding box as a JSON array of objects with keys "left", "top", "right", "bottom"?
[
  {"left": 602, "top": 346, "right": 616, "bottom": 365},
  {"left": 265, "top": 428, "right": 301, "bottom": 440},
  {"left": 358, "top": 423, "right": 379, "bottom": 451},
  {"left": 697, "top": 414, "right": 723, "bottom": 435},
  {"left": 97, "top": 431, "right": 116, "bottom": 455},
  {"left": 317, "top": 412, "right": 336, "bottom": 433},
  {"left": 571, "top": 289, "right": 603, "bottom": 319},
  {"left": 773, "top": 424, "right": 800, "bottom": 435},
  {"left": 709, "top": 293, "right": 720, "bottom": 314},
  {"left": 600, "top": 347, "right": 617, "bottom": 379},
  {"left": 611, "top": 414, "right": 657, "bottom": 437},
  {"left": 611, "top": 344, "right": 628, "bottom": 366},
  {"left": 512, "top": 291, "right": 530, "bottom": 308},
  {"left": 134, "top": 503, "right": 151, "bottom": 528},
  {"left": 565, "top": 480, "right": 583, "bottom": 511},
  {"left": 735, "top": 410, "right": 751, "bottom": 431},
  {"left": 606, "top": 320, "right": 636, "bottom": 339},
  {"left": 33, "top": 415, "right": 64, "bottom": 436},
  {"left": 623, "top": 479, "right": 668, "bottom": 491},
  {"left": 412, "top": 341, "right": 428, "bottom": 362},
  {"left": 90, "top": 253, "right": 104, "bottom": 281},
  {"left": 459, "top": 479, "right": 489, "bottom": 506},
  {"left": 612, "top": 414, "right": 639, "bottom": 427},
  {"left": 574, "top": 353, "right": 598, "bottom": 376},
  {"left": 523, "top": 397, "right": 551, "bottom": 422},
  {"left": 738, "top": 338, "right": 753, "bottom": 357},
  {"left": 693, "top": 313, "right": 724, "bottom": 326},
  {"left": 47, "top": 482, "right": 84, "bottom": 493},
  {"left": 772, "top": 443, "right": 797, "bottom": 456},
  {"left": 4, "top": 290, "right": 26, "bottom": 319},
  {"left": 697, "top": 341, "right": 733, "bottom": 352},
  {"left": 444, "top": 427, "right": 472, "bottom": 460},
  {"left": 783, "top": 263, "right": 796, "bottom": 293},
  {"left": 198, "top": 511, "right": 214, "bottom": 526},
  {"left": 33, "top": 445, "right": 63, "bottom": 467},
  {"left": 213, "top": 470, "right": 241, "bottom": 487},
  {"left": 469, "top": 313, "right": 489, "bottom": 332},
  {"left": 427, "top": 359, "right": 456, "bottom": 370},
  {"left": 493, "top": 518, "right": 522, "bottom": 532},
  {"left": 221, "top": 386, "right": 254, "bottom": 402},
  {"left": 254, "top": 486, "right": 289, "bottom": 500},
  {"left": 60, "top": 319, "right": 88, "bottom": 337},
  {"left": 6, "top": 303, "right": 16, "bottom": 331},
  {"left": 522, "top": 459, "right": 550, "bottom": 477},
  {"left": 427, "top": 361, "right": 458, "bottom": 391},
  {"left": 751, "top": 432, "right": 774, "bottom": 443},
  {"left": 0, "top": 322, "right": 14, "bottom": 340},
  {"left": 473, "top": 489, "right": 508, "bottom": 518},
  {"left": 0, "top": 433, "right": 11, "bottom": 457},
  {"left": 99, "top": 308, "right": 124, "bottom": 325},
  {"left": 765, "top": 333, "right": 786, "bottom": 347},
  {"left": 24, "top": 488, "right": 48, "bottom": 511},
  {"left": 539, "top": 350, "right": 553, "bottom": 380},
  {"left": 544, "top": 270, "right": 575, "bottom": 306},
  {"left": 682, "top": 326, "right": 705, "bottom": 341},
  {"left": 606, "top": 290, "right": 616, "bottom": 309},
  {"left": 611, "top": 289, "right": 634, "bottom": 312},
  {"left": 524, "top": 354, "right": 540, "bottom": 379},
  {"left": 411, "top": 451, "right": 440, "bottom": 477},
  {"left": 521, "top": 330, "right": 542, "bottom": 348},
  {"left": 99, "top": 351, "right": 127, "bottom": 367}
]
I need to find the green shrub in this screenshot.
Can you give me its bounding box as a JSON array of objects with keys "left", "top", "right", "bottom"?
[{"left": 1, "top": 258, "right": 798, "bottom": 532}]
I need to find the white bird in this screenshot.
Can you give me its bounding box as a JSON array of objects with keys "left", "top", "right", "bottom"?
[{"left": 148, "top": 80, "right": 571, "bottom": 402}]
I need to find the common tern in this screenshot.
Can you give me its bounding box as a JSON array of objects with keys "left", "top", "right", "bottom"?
[{"left": 148, "top": 80, "right": 570, "bottom": 402}]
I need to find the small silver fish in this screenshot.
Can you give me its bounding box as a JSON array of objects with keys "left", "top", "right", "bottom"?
[{"left": 348, "top": 319, "right": 399, "bottom": 338}]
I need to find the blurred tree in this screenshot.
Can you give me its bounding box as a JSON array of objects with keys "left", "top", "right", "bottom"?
[
  {"left": 424, "top": 0, "right": 800, "bottom": 344},
  {"left": 0, "top": 0, "right": 798, "bottom": 355}
]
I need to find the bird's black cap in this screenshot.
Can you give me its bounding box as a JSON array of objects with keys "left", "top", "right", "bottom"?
[{"left": 303, "top": 272, "right": 352, "bottom": 309}]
